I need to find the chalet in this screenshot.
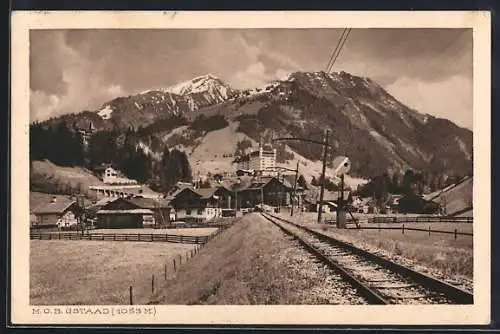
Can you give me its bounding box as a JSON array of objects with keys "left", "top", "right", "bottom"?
[
  {"left": 32, "top": 197, "right": 79, "bottom": 229},
  {"left": 96, "top": 197, "right": 171, "bottom": 228},
  {"left": 315, "top": 190, "right": 352, "bottom": 213},
  {"left": 169, "top": 187, "right": 223, "bottom": 223},
  {"left": 231, "top": 176, "right": 294, "bottom": 209},
  {"left": 167, "top": 181, "right": 194, "bottom": 196}
]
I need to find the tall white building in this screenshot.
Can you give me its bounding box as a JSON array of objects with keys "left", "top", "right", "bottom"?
[{"left": 246, "top": 146, "right": 277, "bottom": 175}]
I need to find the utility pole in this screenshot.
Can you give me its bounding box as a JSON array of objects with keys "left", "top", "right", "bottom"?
[
  {"left": 271, "top": 133, "right": 332, "bottom": 221},
  {"left": 317, "top": 129, "right": 330, "bottom": 223},
  {"left": 337, "top": 174, "right": 346, "bottom": 228},
  {"left": 290, "top": 161, "right": 299, "bottom": 217},
  {"left": 260, "top": 173, "right": 264, "bottom": 207}
]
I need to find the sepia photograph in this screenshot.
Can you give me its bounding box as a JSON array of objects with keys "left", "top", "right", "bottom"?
[{"left": 10, "top": 11, "right": 491, "bottom": 325}]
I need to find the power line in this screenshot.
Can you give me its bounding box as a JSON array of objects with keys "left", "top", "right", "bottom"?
[
  {"left": 328, "top": 28, "right": 351, "bottom": 72},
  {"left": 325, "top": 28, "right": 348, "bottom": 72}
]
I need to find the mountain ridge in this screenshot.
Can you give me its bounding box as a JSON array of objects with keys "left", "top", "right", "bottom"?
[{"left": 35, "top": 70, "right": 473, "bottom": 180}]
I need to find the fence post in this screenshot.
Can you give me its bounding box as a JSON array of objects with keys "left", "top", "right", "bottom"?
[
  {"left": 114, "top": 234, "right": 116, "bottom": 241},
  {"left": 402, "top": 224, "right": 404, "bottom": 235},
  {"left": 129, "top": 286, "right": 133, "bottom": 305},
  {"left": 173, "top": 258, "right": 176, "bottom": 271},
  {"left": 428, "top": 225, "right": 431, "bottom": 237},
  {"left": 378, "top": 223, "right": 380, "bottom": 232},
  {"left": 164, "top": 263, "right": 167, "bottom": 280},
  {"left": 454, "top": 229, "right": 457, "bottom": 240},
  {"left": 152, "top": 274, "right": 155, "bottom": 293},
  {"left": 138, "top": 233, "right": 140, "bottom": 242}
]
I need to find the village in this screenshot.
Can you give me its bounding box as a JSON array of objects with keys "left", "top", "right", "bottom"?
[{"left": 30, "top": 141, "right": 473, "bottom": 232}]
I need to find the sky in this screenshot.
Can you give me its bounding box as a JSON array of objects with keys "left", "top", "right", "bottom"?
[{"left": 30, "top": 28, "right": 473, "bottom": 129}]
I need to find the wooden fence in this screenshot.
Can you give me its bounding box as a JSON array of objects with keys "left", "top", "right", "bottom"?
[
  {"left": 346, "top": 224, "right": 473, "bottom": 238},
  {"left": 368, "top": 216, "right": 473, "bottom": 224},
  {"left": 30, "top": 232, "right": 214, "bottom": 244}
]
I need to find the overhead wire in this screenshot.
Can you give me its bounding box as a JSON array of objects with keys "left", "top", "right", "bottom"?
[
  {"left": 328, "top": 28, "right": 351, "bottom": 73},
  {"left": 325, "top": 28, "right": 349, "bottom": 73}
]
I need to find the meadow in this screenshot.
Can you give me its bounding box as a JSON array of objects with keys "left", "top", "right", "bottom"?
[
  {"left": 151, "top": 213, "right": 363, "bottom": 305},
  {"left": 30, "top": 240, "right": 196, "bottom": 305}
]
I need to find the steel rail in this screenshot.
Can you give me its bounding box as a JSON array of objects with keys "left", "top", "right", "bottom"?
[
  {"left": 260, "top": 213, "right": 388, "bottom": 304},
  {"left": 266, "top": 213, "right": 473, "bottom": 305}
]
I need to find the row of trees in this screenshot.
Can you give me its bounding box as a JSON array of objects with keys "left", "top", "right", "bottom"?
[
  {"left": 30, "top": 122, "right": 85, "bottom": 167},
  {"left": 30, "top": 121, "right": 193, "bottom": 193},
  {"left": 355, "top": 169, "right": 468, "bottom": 204}
]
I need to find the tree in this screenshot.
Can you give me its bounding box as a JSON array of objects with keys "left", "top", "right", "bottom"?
[
  {"left": 311, "top": 176, "right": 318, "bottom": 187},
  {"left": 372, "top": 174, "right": 389, "bottom": 205},
  {"left": 389, "top": 171, "right": 402, "bottom": 194},
  {"left": 297, "top": 174, "right": 308, "bottom": 190},
  {"left": 403, "top": 169, "right": 415, "bottom": 195}
]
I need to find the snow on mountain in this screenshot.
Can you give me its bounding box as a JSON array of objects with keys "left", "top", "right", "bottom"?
[
  {"left": 163, "top": 74, "right": 236, "bottom": 109},
  {"left": 97, "top": 105, "right": 113, "bottom": 120}
]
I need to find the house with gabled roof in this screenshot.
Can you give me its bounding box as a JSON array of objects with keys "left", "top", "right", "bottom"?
[
  {"left": 32, "top": 196, "right": 79, "bottom": 229},
  {"left": 96, "top": 196, "right": 171, "bottom": 228},
  {"left": 169, "top": 186, "right": 226, "bottom": 223}
]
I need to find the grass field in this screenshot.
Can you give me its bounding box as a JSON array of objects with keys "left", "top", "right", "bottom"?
[
  {"left": 30, "top": 160, "right": 103, "bottom": 197},
  {"left": 30, "top": 240, "right": 196, "bottom": 305},
  {"left": 278, "top": 212, "right": 473, "bottom": 279},
  {"left": 151, "top": 213, "right": 363, "bottom": 305}
]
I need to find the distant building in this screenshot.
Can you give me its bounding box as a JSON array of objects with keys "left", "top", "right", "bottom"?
[
  {"left": 102, "top": 167, "right": 138, "bottom": 185},
  {"left": 78, "top": 121, "right": 96, "bottom": 148},
  {"left": 32, "top": 196, "right": 79, "bottom": 229},
  {"left": 232, "top": 145, "right": 277, "bottom": 176},
  {"left": 229, "top": 176, "right": 293, "bottom": 209},
  {"left": 89, "top": 177, "right": 160, "bottom": 199},
  {"left": 315, "top": 191, "right": 352, "bottom": 213}
]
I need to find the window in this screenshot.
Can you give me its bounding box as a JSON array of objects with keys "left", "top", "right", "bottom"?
[
  {"left": 186, "top": 208, "right": 192, "bottom": 215},
  {"left": 197, "top": 208, "right": 203, "bottom": 215}
]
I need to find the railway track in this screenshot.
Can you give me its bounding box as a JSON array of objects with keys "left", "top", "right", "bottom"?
[{"left": 261, "top": 212, "right": 473, "bottom": 305}]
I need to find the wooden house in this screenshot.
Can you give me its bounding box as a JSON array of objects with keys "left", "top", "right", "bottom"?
[
  {"left": 169, "top": 187, "right": 223, "bottom": 223},
  {"left": 96, "top": 197, "right": 171, "bottom": 228},
  {"left": 32, "top": 197, "right": 79, "bottom": 229},
  {"left": 231, "top": 176, "right": 293, "bottom": 209},
  {"left": 314, "top": 190, "right": 352, "bottom": 213}
]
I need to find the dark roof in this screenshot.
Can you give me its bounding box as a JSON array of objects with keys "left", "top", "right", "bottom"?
[
  {"left": 170, "top": 186, "right": 200, "bottom": 199},
  {"left": 123, "top": 197, "right": 171, "bottom": 209},
  {"left": 197, "top": 188, "right": 217, "bottom": 199},
  {"left": 33, "top": 199, "right": 76, "bottom": 215},
  {"left": 97, "top": 208, "right": 154, "bottom": 215}
]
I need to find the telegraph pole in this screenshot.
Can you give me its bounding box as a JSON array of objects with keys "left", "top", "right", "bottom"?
[
  {"left": 271, "top": 133, "right": 332, "bottom": 222},
  {"left": 337, "top": 173, "right": 346, "bottom": 228},
  {"left": 317, "top": 129, "right": 329, "bottom": 223},
  {"left": 290, "top": 161, "right": 299, "bottom": 217}
]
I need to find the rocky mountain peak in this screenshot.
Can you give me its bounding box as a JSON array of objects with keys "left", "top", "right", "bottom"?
[{"left": 165, "top": 73, "right": 236, "bottom": 101}]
